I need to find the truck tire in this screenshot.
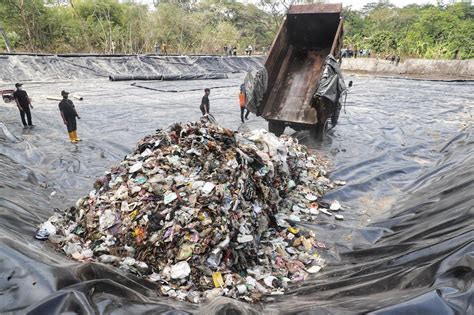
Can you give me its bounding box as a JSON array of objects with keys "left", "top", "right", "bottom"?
[{"left": 268, "top": 120, "right": 285, "bottom": 136}]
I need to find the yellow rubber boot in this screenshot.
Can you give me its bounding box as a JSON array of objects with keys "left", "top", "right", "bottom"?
[
  {"left": 72, "top": 131, "right": 81, "bottom": 142},
  {"left": 68, "top": 131, "right": 77, "bottom": 143}
]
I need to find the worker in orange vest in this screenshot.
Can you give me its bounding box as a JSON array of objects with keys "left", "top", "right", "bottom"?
[{"left": 239, "top": 84, "right": 249, "bottom": 123}]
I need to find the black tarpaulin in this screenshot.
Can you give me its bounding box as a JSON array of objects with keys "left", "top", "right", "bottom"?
[
  {"left": 243, "top": 68, "right": 268, "bottom": 116},
  {"left": 0, "top": 55, "right": 473, "bottom": 314},
  {"left": 313, "top": 54, "right": 347, "bottom": 109}
]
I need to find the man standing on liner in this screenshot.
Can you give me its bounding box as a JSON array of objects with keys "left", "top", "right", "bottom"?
[
  {"left": 200, "top": 88, "right": 211, "bottom": 116},
  {"left": 13, "top": 83, "right": 34, "bottom": 128},
  {"left": 239, "top": 84, "right": 249, "bottom": 123},
  {"left": 58, "top": 90, "right": 81, "bottom": 143}
]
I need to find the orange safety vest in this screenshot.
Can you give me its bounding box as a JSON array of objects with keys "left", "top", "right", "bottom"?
[{"left": 239, "top": 91, "right": 246, "bottom": 108}]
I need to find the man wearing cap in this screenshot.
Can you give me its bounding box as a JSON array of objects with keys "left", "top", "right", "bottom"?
[
  {"left": 58, "top": 90, "right": 81, "bottom": 143},
  {"left": 13, "top": 83, "right": 34, "bottom": 128}
]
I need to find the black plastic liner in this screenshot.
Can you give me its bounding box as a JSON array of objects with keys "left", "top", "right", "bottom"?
[
  {"left": 269, "top": 132, "right": 474, "bottom": 314},
  {"left": 109, "top": 73, "right": 228, "bottom": 81},
  {"left": 0, "top": 58, "right": 473, "bottom": 314},
  {"left": 0, "top": 54, "right": 264, "bottom": 82}
]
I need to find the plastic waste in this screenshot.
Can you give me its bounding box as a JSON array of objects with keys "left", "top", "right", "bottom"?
[
  {"left": 330, "top": 200, "right": 342, "bottom": 211},
  {"left": 212, "top": 272, "right": 224, "bottom": 288},
  {"left": 35, "top": 221, "right": 56, "bottom": 240},
  {"left": 170, "top": 261, "right": 191, "bottom": 279},
  {"left": 202, "top": 182, "right": 216, "bottom": 194},
  {"left": 164, "top": 192, "right": 178, "bottom": 205},
  {"left": 237, "top": 235, "right": 253, "bottom": 243},
  {"left": 35, "top": 228, "right": 50, "bottom": 240},
  {"left": 37, "top": 121, "right": 338, "bottom": 304},
  {"left": 207, "top": 248, "right": 223, "bottom": 270},
  {"left": 320, "top": 208, "right": 332, "bottom": 216},
  {"left": 129, "top": 162, "right": 142, "bottom": 173},
  {"left": 236, "top": 284, "right": 247, "bottom": 295}
]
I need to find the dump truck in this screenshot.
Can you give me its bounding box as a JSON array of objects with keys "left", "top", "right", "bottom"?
[{"left": 245, "top": 3, "right": 350, "bottom": 139}]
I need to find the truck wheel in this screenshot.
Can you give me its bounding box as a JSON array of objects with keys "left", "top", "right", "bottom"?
[
  {"left": 310, "top": 120, "right": 328, "bottom": 141},
  {"left": 268, "top": 121, "right": 285, "bottom": 136}
]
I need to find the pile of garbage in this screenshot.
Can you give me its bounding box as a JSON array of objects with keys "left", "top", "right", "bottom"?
[{"left": 38, "top": 121, "right": 345, "bottom": 303}]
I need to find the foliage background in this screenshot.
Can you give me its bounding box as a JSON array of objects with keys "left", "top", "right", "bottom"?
[{"left": 0, "top": 0, "right": 472, "bottom": 59}]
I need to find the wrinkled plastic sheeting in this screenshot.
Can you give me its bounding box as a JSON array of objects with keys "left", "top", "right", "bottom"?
[
  {"left": 2, "top": 127, "right": 472, "bottom": 314},
  {"left": 266, "top": 129, "right": 474, "bottom": 314},
  {"left": 244, "top": 68, "right": 268, "bottom": 115},
  {"left": 0, "top": 61, "right": 473, "bottom": 313},
  {"left": 0, "top": 122, "right": 21, "bottom": 143},
  {"left": 0, "top": 55, "right": 265, "bottom": 81},
  {"left": 313, "top": 54, "right": 347, "bottom": 107}
]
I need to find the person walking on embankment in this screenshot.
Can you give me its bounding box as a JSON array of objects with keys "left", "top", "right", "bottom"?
[
  {"left": 13, "top": 83, "right": 34, "bottom": 128},
  {"left": 58, "top": 90, "right": 81, "bottom": 143}
]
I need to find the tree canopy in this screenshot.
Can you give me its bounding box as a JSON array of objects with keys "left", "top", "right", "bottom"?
[
  {"left": 344, "top": 1, "right": 473, "bottom": 59},
  {"left": 0, "top": 0, "right": 472, "bottom": 59}
]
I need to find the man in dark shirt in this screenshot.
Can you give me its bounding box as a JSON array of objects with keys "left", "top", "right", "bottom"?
[
  {"left": 58, "top": 90, "right": 81, "bottom": 143},
  {"left": 13, "top": 83, "right": 34, "bottom": 128},
  {"left": 200, "top": 88, "right": 210, "bottom": 116}
]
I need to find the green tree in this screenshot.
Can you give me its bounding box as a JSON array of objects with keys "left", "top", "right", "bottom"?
[
  {"left": 0, "top": 0, "right": 48, "bottom": 51},
  {"left": 1, "top": 0, "right": 469, "bottom": 58},
  {"left": 399, "top": 3, "right": 474, "bottom": 58}
]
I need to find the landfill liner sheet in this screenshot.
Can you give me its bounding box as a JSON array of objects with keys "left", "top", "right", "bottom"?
[
  {"left": 0, "top": 55, "right": 264, "bottom": 82},
  {"left": 0, "top": 57, "right": 473, "bottom": 314}
]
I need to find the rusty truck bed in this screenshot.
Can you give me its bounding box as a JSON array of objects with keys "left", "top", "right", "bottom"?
[
  {"left": 262, "top": 48, "right": 329, "bottom": 124},
  {"left": 260, "top": 3, "right": 343, "bottom": 126}
]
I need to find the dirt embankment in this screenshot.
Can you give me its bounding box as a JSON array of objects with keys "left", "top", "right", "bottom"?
[{"left": 341, "top": 58, "right": 474, "bottom": 80}]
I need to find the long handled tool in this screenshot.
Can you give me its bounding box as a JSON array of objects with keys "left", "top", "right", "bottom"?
[{"left": 47, "top": 94, "right": 83, "bottom": 101}]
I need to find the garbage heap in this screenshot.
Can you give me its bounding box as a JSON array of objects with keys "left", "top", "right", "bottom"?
[{"left": 40, "top": 121, "right": 344, "bottom": 303}]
